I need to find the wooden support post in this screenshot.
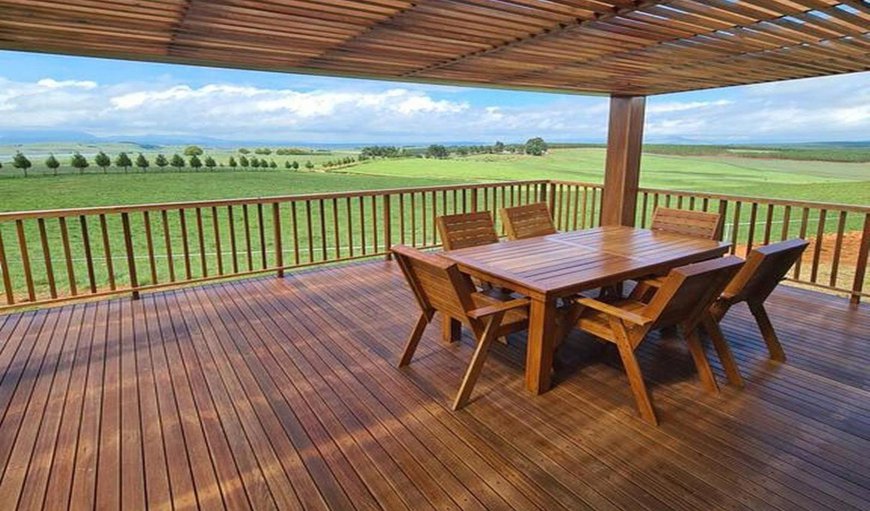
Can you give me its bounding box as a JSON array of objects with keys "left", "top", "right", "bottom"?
[{"left": 601, "top": 95, "right": 646, "bottom": 227}]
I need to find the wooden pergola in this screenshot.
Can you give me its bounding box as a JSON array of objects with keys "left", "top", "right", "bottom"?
[{"left": 0, "top": 0, "right": 868, "bottom": 224}]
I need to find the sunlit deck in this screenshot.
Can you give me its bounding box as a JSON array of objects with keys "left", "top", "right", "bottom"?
[{"left": 0, "top": 259, "right": 867, "bottom": 510}]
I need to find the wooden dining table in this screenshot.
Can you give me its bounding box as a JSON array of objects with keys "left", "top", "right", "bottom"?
[{"left": 440, "top": 225, "right": 731, "bottom": 395}]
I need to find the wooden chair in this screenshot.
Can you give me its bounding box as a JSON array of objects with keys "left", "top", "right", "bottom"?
[
  {"left": 392, "top": 244, "right": 530, "bottom": 410},
  {"left": 499, "top": 203, "right": 557, "bottom": 240},
  {"left": 569, "top": 256, "right": 745, "bottom": 425},
  {"left": 651, "top": 207, "right": 722, "bottom": 239},
  {"left": 625, "top": 207, "right": 724, "bottom": 298},
  {"left": 709, "top": 239, "right": 809, "bottom": 362},
  {"left": 436, "top": 211, "right": 499, "bottom": 250}
]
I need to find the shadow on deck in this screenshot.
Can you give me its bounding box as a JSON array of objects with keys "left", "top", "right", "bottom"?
[{"left": 0, "top": 259, "right": 867, "bottom": 510}]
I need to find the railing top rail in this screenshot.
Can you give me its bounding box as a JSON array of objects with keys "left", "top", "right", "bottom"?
[
  {"left": 0, "top": 179, "right": 550, "bottom": 221},
  {"left": 636, "top": 186, "right": 870, "bottom": 214},
  {"left": 546, "top": 180, "right": 604, "bottom": 188}
]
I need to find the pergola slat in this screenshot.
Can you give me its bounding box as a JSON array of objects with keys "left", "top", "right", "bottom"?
[{"left": 0, "top": 0, "right": 866, "bottom": 95}]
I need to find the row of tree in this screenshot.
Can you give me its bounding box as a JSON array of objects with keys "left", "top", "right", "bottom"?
[
  {"left": 425, "top": 138, "right": 549, "bottom": 159},
  {"left": 3, "top": 151, "right": 316, "bottom": 176}
]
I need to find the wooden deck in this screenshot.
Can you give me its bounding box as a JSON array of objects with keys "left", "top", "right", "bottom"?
[{"left": 0, "top": 259, "right": 867, "bottom": 510}]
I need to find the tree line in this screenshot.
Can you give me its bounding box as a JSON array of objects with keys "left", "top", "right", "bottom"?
[{"left": 2, "top": 150, "right": 317, "bottom": 177}]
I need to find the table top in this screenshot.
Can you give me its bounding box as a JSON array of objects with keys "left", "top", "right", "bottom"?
[{"left": 441, "top": 226, "right": 731, "bottom": 298}]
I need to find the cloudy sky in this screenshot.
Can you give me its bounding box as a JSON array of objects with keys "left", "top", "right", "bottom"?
[{"left": 0, "top": 50, "right": 867, "bottom": 145}]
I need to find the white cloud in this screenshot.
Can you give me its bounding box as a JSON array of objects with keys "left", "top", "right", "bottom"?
[
  {"left": 36, "top": 78, "right": 97, "bottom": 89},
  {"left": 0, "top": 72, "right": 867, "bottom": 143}
]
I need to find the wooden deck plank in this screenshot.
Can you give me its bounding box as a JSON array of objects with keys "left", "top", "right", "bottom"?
[{"left": 0, "top": 259, "right": 867, "bottom": 511}]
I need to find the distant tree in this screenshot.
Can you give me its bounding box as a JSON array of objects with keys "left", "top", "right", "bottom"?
[
  {"left": 204, "top": 155, "right": 216, "bottom": 171},
  {"left": 269, "top": 160, "right": 277, "bottom": 168},
  {"left": 12, "top": 152, "right": 32, "bottom": 177},
  {"left": 136, "top": 153, "right": 150, "bottom": 172},
  {"left": 115, "top": 152, "right": 133, "bottom": 172},
  {"left": 45, "top": 154, "right": 60, "bottom": 176},
  {"left": 189, "top": 154, "right": 203, "bottom": 171},
  {"left": 170, "top": 153, "right": 185, "bottom": 171},
  {"left": 183, "top": 145, "right": 204, "bottom": 156},
  {"left": 292, "top": 161, "right": 299, "bottom": 170},
  {"left": 284, "top": 160, "right": 291, "bottom": 169},
  {"left": 70, "top": 152, "right": 89, "bottom": 175},
  {"left": 238, "top": 148, "right": 250, "bottom": 154},
  {"left": 254, "top": 147, "right": 272, "bottom": 155},
  {"left": 493, "top": 141, "right": 505, "bottom": 153},
  {"left": 260, "top": 158, "right": 269, "bottom": 168},
  {"left": 154, "top": 153, "right": 169, "bottom": 171},
  {"left": 94, "top": 151, "right": 111, "bottom": 173},
  {"left": 524, "top": 137, "right": 548, "bottom": 156},
  {"left": 228, "top": 156, "right": 238, "bottom": 169},
  {"left": 250, "top": 157, "right": 260, "bottom": 169},
  {"left": 305, "top": 160, "right": 314, "bottom": 170},
  {"left": 239, "top": 155, "right": 250, "bottom": 169},
  {"left": 426, "top": 144, "right": 450, "bottom": 159}
]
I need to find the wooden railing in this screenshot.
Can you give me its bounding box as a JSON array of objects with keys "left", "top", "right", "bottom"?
[
  {"left": 632, "top": 187, "right": 870, "bottom": 305},
  {"left": 0, "top": 179, "right": 866, "bottom": 311},
  {"left": 0, "top": 180, "right": 565, "bottom": 311}
]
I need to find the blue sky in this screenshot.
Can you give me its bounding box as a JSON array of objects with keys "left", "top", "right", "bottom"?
[{"left": 0, "top": 50, "right": 867, "bottom": 145}]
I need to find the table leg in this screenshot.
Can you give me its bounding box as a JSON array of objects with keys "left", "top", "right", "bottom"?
[
  {"left": 525, "top": 296, "right": 558, "bottom": 394},
  {"left": 442, "top": 315, "right": 461, "bottom": 343}
]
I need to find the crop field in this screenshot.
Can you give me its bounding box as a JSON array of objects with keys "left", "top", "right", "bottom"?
[{"left": 0, "top": 145, "right": 867, "bottom": 303}]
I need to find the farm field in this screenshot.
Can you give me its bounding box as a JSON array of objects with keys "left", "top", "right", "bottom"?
[{"left": 0, "top": 145, "right": 867, "bottom": 304}]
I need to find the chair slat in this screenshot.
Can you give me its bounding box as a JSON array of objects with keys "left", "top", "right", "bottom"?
[{"left": 500, "top": 203, "right": 557, "bottom": 240}]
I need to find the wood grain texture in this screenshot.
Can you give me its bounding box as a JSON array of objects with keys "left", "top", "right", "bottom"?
[
  {"left": 0, "top": 1, "right": 866, "bottom": 95},
  {"left": 0, "top": 259, "right": 867, "bottom": 510}
]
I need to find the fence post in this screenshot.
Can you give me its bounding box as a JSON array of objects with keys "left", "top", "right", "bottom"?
[
  {"left": 851, "top": 212, "right": 870, "bottom": 305},
  {"left": 471, "top": 188, "right": 478, "bottom": 213},
  {"left": 273, "top": 202, "right": 284, "bottom": 278},
  {"left": 383, "top": 194, "right": 393, "bottom": 260},
  {"left": 548, "top": 182, "right": 557, "bottom": 214},
  {"left": 121, "top": 212, "right": 140, "bottom": 300}
]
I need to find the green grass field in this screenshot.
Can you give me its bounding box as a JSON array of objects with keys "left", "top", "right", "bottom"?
[{"left": 0, "top": 145, "right": 867, "bottom": 303}]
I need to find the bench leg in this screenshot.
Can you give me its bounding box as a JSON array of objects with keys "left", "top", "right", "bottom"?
[
  {"left": 399, "top": 312, "right": 429, "bottom": 367},
  {"left": 749, "top": 302, "right": 786, "bottom": 362}
]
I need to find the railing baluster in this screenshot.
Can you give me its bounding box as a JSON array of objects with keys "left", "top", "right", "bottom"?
[
  {"left": 212, "top": 207, "right": 223, "bottom": 275},
  {"left": 38, "top": 218, "right": 57, "bottom": 299},
  {"left": 746, "top": 202, "right": 758, "bottom": 254},
  {"left": 228, "top": 206, "right": 239, "bottom": 274},
  {"left": 161, "top": 210, "right": 176, "bottom": 283},
  {"left": 319, "top": 200, "right": 327, "bottom": 262},
  {"left": 99, "top": 214, "right": 116, "bottom": 291},
  {"left": 257, "top": 203, "right": 267, "bottom": 269},
  {"left": 291, "top": 201, "right": 301, "bottom": 265},
  {"left": 399, "top": 193, "right": 406, "bottom": 244},
  {"left": 851, "top": 213, "right": 870, "bottom": 305},
  {"left": 143, "top": 211, "right": 158, "bottom": 286},
  {"left": 15, "top": 220, "right": 35, "bottom": 301},
  {"left": 420, "top": 192, "right": 426, "bottom": 247},
  {"left": 180, "top": 209, "right": 192, "bottom": 279},
  {"left": 345, "top": 198, "right": 353, "bottom": 258},
  {"left": 590, "top": 188, "right": 598, "bottom": 227},
  {"left": 383, "top": 195, "right": 392, "bottom": 259},
  {"left": 410, "top": 193, "right": 416, "bottom": 247},
  {"left": 121, "top": 212, "right": 139, "bottom": 299},
  {"left": 793, "top": 207, "right": 810, "bottom": 280},
  {"left": 810, "top": 209, "right": 827, "bottom": 283},
  {"left": 80, "top": 216, "right": 97, "bottom": 293},
  {"left": 371, "top": 196, "right": 378, "bottom": 254},
  {"left": 359, "top": 196, "right": 367, "bottom": 255},
  {"left": 273, "top": 202, "right": 283, "bottom": 277},
  {"left": 829, "top": 210, "right": 847, "bottom": 288},
  {"left": 195, "top": 208, "right": 207, "bottom": 277},
  {"left": 780, "top": 205, "right": 791, "bottom": 241},
  {"left": 332, "top": 198, "right": 340, "bottom": 260},
  {"left": 59, "top": 217, "right": 77, "bottom": 297},
  {"left": 640, "top": 192, "right": 648, "bottom": 228},
  {"left": 430, "top": 191, "right": 437, "bottom": 245},
  {"left": 0, "top": 228, "right": 14, "bottom": 304},
  {"left": 243, "top": 204, "right": 253, "bottom": 271},
  {"left": 762, "top": 204, "right": 774, "bottom": 245}
]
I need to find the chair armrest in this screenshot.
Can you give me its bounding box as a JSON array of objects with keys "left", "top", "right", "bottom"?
[
  {"left": 574, "top": 297, "right": 653, "bottom": 326},
  {"left": 637, "top": 275, "right": 665, "bottom": 287},
  {"left": 467, "top": 298, "right": 530, "bottom": 320}
]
